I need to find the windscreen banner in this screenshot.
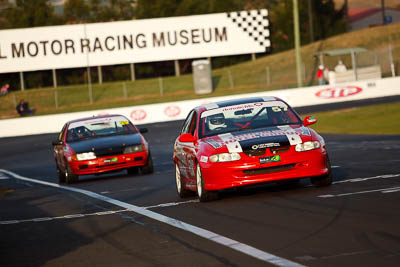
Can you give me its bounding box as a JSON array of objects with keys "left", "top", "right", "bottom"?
[{"left": 0, "top": 9, "right": 270, "bottom": 73}]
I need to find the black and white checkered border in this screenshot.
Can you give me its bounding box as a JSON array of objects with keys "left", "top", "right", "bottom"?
[{"left": 227, "top": 9, "right": 270, "bottom": 50}]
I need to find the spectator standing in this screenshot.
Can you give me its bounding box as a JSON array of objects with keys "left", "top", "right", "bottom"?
[
  {"left": 334, "top": 60, "right": 347, "bottom": 73},
  {"left": 16, "top": 99, "right": 36, "bottom": 116},
  {"left": 1, "top": 84, "right": 9, "bottom": 96},
  {"left": 317, "top": 65, "right": 326, "bottom": 85}
]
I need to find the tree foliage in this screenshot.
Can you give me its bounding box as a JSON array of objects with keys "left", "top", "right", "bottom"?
[
  {"left": 63, "top": 0, "right": 135, "bottom": 23},
  {"left": 64, "top": 0, "right": 90, "bottom": 23},
  {"left": 270, "top": 0, "right": 347, "bottom": 52},
  {"left": 0, "top": 0, "right": 62, "bottom": 29}
]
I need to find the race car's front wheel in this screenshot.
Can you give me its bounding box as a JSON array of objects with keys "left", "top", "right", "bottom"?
[
  {"left": 175, "top": 164, "right": 190, "bottom": 198},
  {"left": 127, "top": 167, "right": 139, "bottom": 175},
  {"left": 65, "top": 164, "right": 78, "bottom": 184},
  {"left": 311, "top": 156, "right": 332, "bottom": 187},
  {"left": 57, "top": 167, "right": 65, "bottom": 184},
  {"left": 196, "top": 163, "right": 218, "bottom": 202},
  {"left": 141, "top": 152, "right": 154, "bottom": 174}
]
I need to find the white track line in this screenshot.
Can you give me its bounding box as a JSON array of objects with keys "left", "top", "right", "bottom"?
[
  {"left": 0, "top": 209, "right": 129, "bottom": 225},
  {"left": 332, "top": 174, "right": 400, "bottom": 185},
  {"left": 319, "top": 186, "right": 400, "bottom": 198},
  {"left": 0, "top": 169, "right": 304, "bottom": 267}
]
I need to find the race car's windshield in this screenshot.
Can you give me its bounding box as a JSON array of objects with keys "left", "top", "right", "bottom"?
[
  {"left": 198, "top": 101, "right": 301, "bottom": 138},
  {"left": 66, "top": 116, "right": 137, "bottom": 142}
]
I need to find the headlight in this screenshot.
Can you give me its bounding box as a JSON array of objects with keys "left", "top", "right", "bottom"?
[
  {"left": 209, "top": 152, "right": 241, "bottom": 162},
  {"left": 124, "top": 144, "right": 143, "bottom": 154},
  {"left": 295, "top": 141, "right": 320, "bottom": 152},
  {"left": 76, "top": 152, "right": 96, "bottom": 161}
]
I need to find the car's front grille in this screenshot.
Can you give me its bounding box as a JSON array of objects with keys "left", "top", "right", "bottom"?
[
  {"left": 95, "top": 162, "right": 127, "bottom": 168},
  {"left": 243, "top": 145, "right": 291, "bottom": 157},
  {"left": 245, "top": 149, "right": 266, "bottom": 157},
  {"left": 243, "top": 164, "right": 295, "bottom": 175},
  {"left": 270, "top": 145, "right": 290, "bottom": 154},
  {"left": 95, "top": 147, "right": 124, "bottom": 157}
]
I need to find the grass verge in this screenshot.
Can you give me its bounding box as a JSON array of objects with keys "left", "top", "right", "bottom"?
[{"left": 307, "top": 101, "right": 400, "bottom": 135}]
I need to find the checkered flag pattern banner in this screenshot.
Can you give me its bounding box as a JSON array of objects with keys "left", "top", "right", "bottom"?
[{"left": 227, "top": 9, "right": 270, "bottom": 50}]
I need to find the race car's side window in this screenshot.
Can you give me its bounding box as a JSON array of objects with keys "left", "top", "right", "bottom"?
[
  {"left": 59, "top": 124, "right": 67, "bottom": 141},
  {"left": 188, "top": 111, "right": 197, "bottom": 136},
  {"left": 181, "top": 110, "right": 195, "bottom": 134}
]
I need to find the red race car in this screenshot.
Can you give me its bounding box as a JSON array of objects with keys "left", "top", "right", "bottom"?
[
  {"left": 52, "top": 114, "right": 153, "bottom": 184},
  {"left": 173, "top": 97, "right": 331, "bottom": 201}
]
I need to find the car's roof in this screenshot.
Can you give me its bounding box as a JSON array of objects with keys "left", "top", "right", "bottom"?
[
  {"left": 196, "top": 96, "right": 282, "bottom": 112},
  {"left": 67, "top": 114, "right": 127, "bottom": 124}
]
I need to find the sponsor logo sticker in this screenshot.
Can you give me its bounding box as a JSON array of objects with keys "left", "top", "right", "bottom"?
[
  {"left": 315, "top": 86, "right": 362, "bottom": 99},
  {"left": 200, "top": 156, "right": 208, "bottom": 163},
  {"left": 259, "top": 155, "right": 281, "bottom": 164},
  {"left": 164, "top": 105, "right": 181, "bottom": 117},
  {"left": 104, "top": 157, "right": 118, "bottom": 163},
  {"left": 251, "top": 143, "right": 280, "bottom": 150},
  {"left": 130, "top": 109, "right": 147, "bottom": 121}
]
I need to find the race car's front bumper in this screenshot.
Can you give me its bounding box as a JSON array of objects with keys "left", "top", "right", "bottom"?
[
  {"left": 200, "top": 148, "right": 329, "bottom": 191},
  {"left": 69, "top": 151, "right": 148, "bottom": 175}
]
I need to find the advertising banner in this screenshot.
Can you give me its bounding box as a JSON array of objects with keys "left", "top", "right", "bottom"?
[{"left": 0, "top": 9, "right": 270, "bottom": 73}]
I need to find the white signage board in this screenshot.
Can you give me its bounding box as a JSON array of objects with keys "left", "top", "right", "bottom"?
[{"left": 0, "top": 9, "right": 270, "bottom": 73}]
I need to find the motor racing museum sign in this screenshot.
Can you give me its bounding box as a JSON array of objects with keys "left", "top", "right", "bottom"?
[{"left": 0, "top": 9, "right": 270, "bottom": 73}]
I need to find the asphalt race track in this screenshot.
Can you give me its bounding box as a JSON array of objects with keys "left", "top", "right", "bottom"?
[{"left": 1, "top": 101, "right": 400, "bottom": 267}]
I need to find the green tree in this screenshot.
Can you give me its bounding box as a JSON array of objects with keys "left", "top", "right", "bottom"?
[
  {"left": 64, "top": 0, "right": 90, "bottom": 23},
  {"left": 270, "top": 0, "right": 347, "bottom": 52},
  {"left": 136, "top": 0, "right": 244, "bottom": 19},
  {"left": 0, "top": 0, "right": 63, "bottom": 29},
  {"left": 93, "top": 0, "right": 135, "bottom": 22}
]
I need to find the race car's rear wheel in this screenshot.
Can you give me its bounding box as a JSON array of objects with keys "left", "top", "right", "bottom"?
[
  {"left": 65, "top": 164, "right": 78, "bottom": 184},
  {"left": 311, "top": 156, "right": 332, "bottom": 187},
  {"left": 175, "top": 164, "right": 190, "bottom": 198},
  {"left": 196, "top": 163, "right": 218, "bottom": 202},
  {"left": 141, "top": 152, "right": 154, "bottom": 174}
]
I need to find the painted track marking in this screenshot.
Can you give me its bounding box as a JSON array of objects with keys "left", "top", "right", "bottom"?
[
  {"left": 332, "top": 174, "right": 400, "bottom": 185},
  {"left": 0, "top": 169, "right": 304, "bottom": 267},
  {"left": 319, "top": 186, "right": 400, "bottom": 198},
  {"left": 0, "top": 209, "right": 129, "bottom": 225},
  {"left": 0, "top": 173, "right": 9, "bottom": 180}
]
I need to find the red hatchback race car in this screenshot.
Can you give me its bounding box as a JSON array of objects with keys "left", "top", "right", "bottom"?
[
  {"left": 52, "top": 114, "right": 153, "bottom": 184},
  {"left": 173, "top": 97, "right": 332, "bottom": 201}
]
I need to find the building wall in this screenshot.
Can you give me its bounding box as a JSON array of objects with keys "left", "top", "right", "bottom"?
[{"left": 351, "top": 9, "right": 400, "bottom": 31}]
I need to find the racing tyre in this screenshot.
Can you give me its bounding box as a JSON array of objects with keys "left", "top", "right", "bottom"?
[
  {"left": 57, "top": 167, "right": 66, "bottom": 184},
  {"left": 175, "top": 164, "right": 191, "bottom": 198},
  {"left": 127, "top": 167, "right": 139, "bottom": 175},
  {"left": 311, "top": 156, "right": 332, "bottom": 187},
  {"left": 196, "top": 163, "right": 218, "bottom": 202},
  {"left": 281, "top": 179, "right": 300, "bottom": 187},
  {"left": 141, "top": 152, "right": 154, "bottom": 174},
  {"left": 65, "top": 164, "right": 78, "bottom": 184}
]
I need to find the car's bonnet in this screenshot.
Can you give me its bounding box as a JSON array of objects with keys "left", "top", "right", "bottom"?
[
  {"left": 68, "top": 133, "right": 142, "bottom": 154},
  {"left": 202, "top": 125, "right": 313, "bottom": 153}
]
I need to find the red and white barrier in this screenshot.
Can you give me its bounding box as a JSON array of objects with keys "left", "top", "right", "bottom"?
[{"left": 0, "top": 76, "right": 399, "bottom": 138}]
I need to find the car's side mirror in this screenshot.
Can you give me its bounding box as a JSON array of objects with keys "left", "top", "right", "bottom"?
[
  {"left": 303, "top": 116, "right": 317, "bottom": 126},
  {"left": 139, "top": 128, "right": 148, "bottom": 134},
  {"left": 178, "top": 133, "right": 196, "bottom": 143},
  {"left": 52, "top": 140, "right": 63, "bottom": 146}
]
